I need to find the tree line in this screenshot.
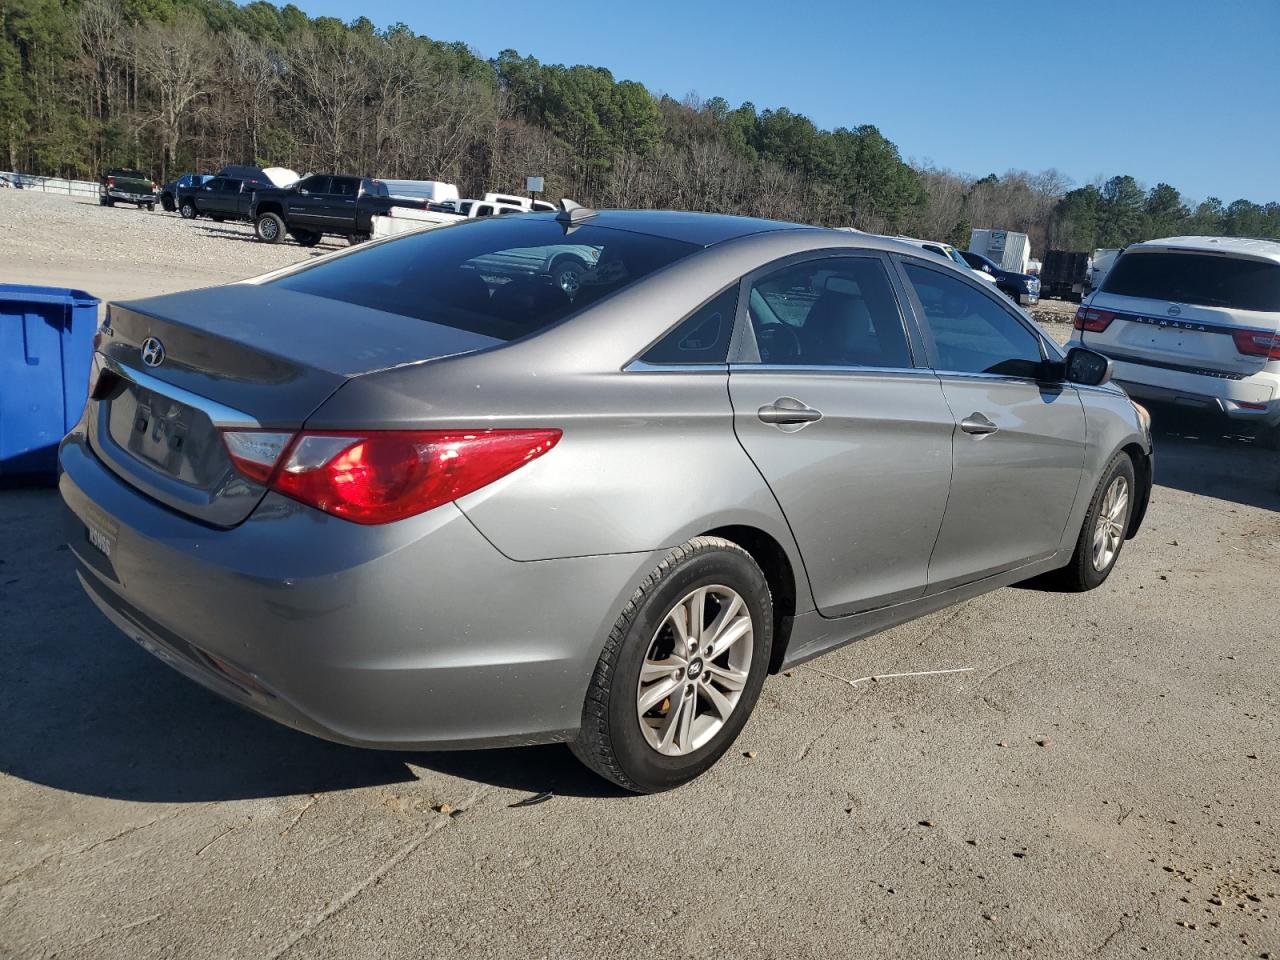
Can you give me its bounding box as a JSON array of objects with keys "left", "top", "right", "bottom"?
[{"left": 3, "top": 0, "right": 1276, "bottom": 253}]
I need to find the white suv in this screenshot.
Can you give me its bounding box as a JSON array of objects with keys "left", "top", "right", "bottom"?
[{"left": 1068, "top": 236, "right": 1280, "bottom": 447}]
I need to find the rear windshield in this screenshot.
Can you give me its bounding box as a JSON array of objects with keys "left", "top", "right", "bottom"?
[
  {"left": 1102, "top": 251, "right": 1280, "bottom": 312},
  {"left": 273, "top": 217, "right": 700, "bottom": 341}
]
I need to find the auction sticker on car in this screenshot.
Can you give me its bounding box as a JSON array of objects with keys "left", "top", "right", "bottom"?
[{"left": 82, "top": 501, "right": 119, "bottom": 558}]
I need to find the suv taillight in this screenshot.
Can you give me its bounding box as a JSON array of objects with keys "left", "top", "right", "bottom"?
[
  {"left": 1074, "top": 307, "right": 1117, "bottom": 332},
  {"left": 221, "top": 429, "right": 561, "bottom": 524},
  {"left": 1231, "top": 329, "right": 1280, "bottom": 361}
]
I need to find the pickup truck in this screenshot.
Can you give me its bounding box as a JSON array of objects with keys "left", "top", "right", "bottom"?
[
  {"left": 250, "top": 174, "right": 427, "bottom": 245},
  {"left": 175, "top": 175, "right": 263, "bottom": 223},
  {"left": 99, "top": 169, "right": 158, "bottom": 210},
  {"left": 160, "top": 173, "right": 213, "bottom": 212}
]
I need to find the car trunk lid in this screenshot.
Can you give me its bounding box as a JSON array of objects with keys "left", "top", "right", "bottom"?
[{"left": 89, "top": 283, "right": 502, "bottom": 527}]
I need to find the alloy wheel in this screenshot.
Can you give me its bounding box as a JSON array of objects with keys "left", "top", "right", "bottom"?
[
  {"left": 1091, "top": 475, "right": 1130, "bottom": 571},
  {"left": 636, "top": 585, "right": 754, "bottom": 756}
]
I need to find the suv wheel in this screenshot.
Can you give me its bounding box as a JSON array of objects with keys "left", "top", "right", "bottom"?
[
  {"left": 255, "top": 212, "right": 285, "bottom": 243},
  {"left": 179, "top": 201, "right": 197, "bottom": 219},
  {"left": 571, "top": 536, "right": 773, "bottom": 792}
]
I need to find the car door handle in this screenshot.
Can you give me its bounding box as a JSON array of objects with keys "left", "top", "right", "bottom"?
[
  {"left": 758, "top": 397, "right": 823, "bottom": 426},
  {"left": 960, "top": 412, "right": 999, "bottom": 436}
]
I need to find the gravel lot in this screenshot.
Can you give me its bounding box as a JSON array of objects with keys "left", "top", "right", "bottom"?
[
  {"left": 0, "top": 190, "right": 333, "bottom": 306},
  {"left": 1, "top": 189, "right": 1278, "bottom": 960}
]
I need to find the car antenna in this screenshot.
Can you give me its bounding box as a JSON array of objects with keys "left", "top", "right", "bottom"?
[{"left": 556, "top": 199, "right": 596, "bottom": 224}]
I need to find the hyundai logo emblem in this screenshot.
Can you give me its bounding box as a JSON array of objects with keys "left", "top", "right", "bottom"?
[{"left": 141, "top": 337, "right": 166, "bottom": 367}]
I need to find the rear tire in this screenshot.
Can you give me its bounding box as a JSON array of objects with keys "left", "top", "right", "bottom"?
[
  {"left": 209, "top": 214, "right": 225, "bottom": 223},
  {"left": 571, "top": 536, "right": 773, "bottom": 793},
  {"left": 1048, "top": 452, "right": 1135, "bottom": 592},
  {"left": 291, "top": 229, "right": 322, "bottom": 247},
  {"left": 145, "top": 202, "right": 155, "bottom": 211},
  {"left": 255, "top": 212, "right": 285, "bottom": 243},
  {"left": 100, "top": 196, "right": 114, "bottom": 207},
  {"left": 347, "top": 231, "right": 371, "bottom": 246},
  {"left": 161, "top": 195, "right": 175, "bottom": 212},
  {"left": 179, "top": 201, "right": 197, "bottom": 219}
]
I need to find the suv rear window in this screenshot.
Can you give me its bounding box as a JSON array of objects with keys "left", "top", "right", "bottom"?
[
  {"left": 273, "top": 217, "right": 699, "bottom": 342},
  {"left": 1102, "top": 252, "right": 1280, "bottom": 312}
]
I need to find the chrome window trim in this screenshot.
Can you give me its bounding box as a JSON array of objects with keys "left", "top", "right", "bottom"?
[
  {"left": 727, "top": 363, "right": 933, "bottom": 378},
  {"left": 623, "top": 359, "right": 729, "bottom": 374},
  {"left": 98, "top": 353, "right": 262, "bottom": 429}
]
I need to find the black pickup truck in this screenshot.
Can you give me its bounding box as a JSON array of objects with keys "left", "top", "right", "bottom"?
[
  {"left": 175, "top": 175, "right": 263, "bottom": 222},
  {"left": 175, "top": 173, "right": 422, "bottom": 246},
  {"left": 251, "top": 175, "right": 424, "bottom": 245}
]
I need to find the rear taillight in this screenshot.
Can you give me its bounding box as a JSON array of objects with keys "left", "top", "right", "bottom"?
[
  {"left": 1231, "top": 329, "right": 1280, "bottom": 361},
  {"left": 106, "top": 176, "right": 115, "bottom": 187},
  {"left": 1074, "top": 307, "right": 1117, "bottom": 332},
  {"left": 151, "top": 181, "right": 159, "bottom": 193},
  {"left": 220, "top": 429, "right": 561, "bottom": 524}
]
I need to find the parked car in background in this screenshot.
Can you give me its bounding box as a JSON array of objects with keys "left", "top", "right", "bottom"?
[
  {"left": 98, "top": 169, "right": 157, "bottom": 210},
  {"left": 250, "top": 174, "right": 429, "bottom": 245},
  {"left": 60, "top": 211, "right": 1151, "bottom": 793},
  {"left": 379, "top": 179, "right": 460, "bottom": 205},
  {"left": 892, "top": 236, "right": 999, "bottom": 285},
  {"left": 160, "top": 173, "right": 213, "bottom": 212},
  {"left": 1070, "top": 236, "right": 1280, "bottom": 448},
  {"left": 1040, "top": 249, "right": 1091, "bottom": 301},
  {"left": 176, "top": 176, "right": 258, "bottom": 223},
  {"left": 968, "top": 229, "right": 1032, "bottom": 274},
  {"left": 1089, "top": 248, "right": 1122, "bottom": 292},
  {"left": 959, "top": 250, "right": 1041, "bottom": 305}
]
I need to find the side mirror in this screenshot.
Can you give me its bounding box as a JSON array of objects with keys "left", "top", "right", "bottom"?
[{"left": 1064, "top": 346, "right": 1113, "bottom": 387}]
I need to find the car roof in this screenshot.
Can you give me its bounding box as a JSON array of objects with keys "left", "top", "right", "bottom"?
[
  {"left": 1129, "top": 235, "right": 1280, "bottom": 265},
  {"left": 519, "top": 209, "right": 818, "bottom": 247}
]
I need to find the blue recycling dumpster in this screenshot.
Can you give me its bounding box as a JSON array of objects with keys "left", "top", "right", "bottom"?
[{"left": 0, "top": 284, "right": 100, "bottom": 478}]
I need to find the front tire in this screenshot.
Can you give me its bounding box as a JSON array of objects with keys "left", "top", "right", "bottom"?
[
  {"left": 179, "top": 201, "right": 197, "bottom": 219},
  {"left": 1050, "top": 452, "right": 1135, "bottom": 591},
  {"left": 161, "top": 195, "right": 175, "bottom": 212},
  {"left": 572, "top": 536, "right": 773, "bottom": 793},
  {"left": 255, "top": 212, "right": 285, "bottom": 243}
]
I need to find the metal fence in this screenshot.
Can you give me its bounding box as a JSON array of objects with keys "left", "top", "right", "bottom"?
[{"left": 0, "top": 172, "right": 99, "bottom": 199}]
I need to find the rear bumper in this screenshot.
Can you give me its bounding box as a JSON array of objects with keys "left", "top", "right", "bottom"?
[
  {"left": 102, "top": 189, "right": 155, "bottom": 203},
  {"left": 58, "top": 429, "right": 659, "bottom": 751},
  {"left": 1072, "top": 340, "right": 1280, "bottom": 427}
]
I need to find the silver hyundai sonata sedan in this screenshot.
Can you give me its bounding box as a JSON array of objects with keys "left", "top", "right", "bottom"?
[{"left": 60, "top": 209, "right": 1152, "bottom": 792}]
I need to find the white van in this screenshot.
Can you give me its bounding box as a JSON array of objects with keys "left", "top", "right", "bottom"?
[{"left": 1069, "top": 236, "right": 1280, "bottom": 447}]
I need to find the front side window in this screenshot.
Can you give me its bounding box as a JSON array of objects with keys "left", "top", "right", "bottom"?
[
  {"left": 744, "top": 256, "right": 913, "bottom": 368},
  {"left": 1102, "top": 251, "right": 1280, "bottom": 312},
  {"left": 274, "top": 218, "right": 700, "bottom": 342},
  {"left": 298, "top": 175, "right": 330, "bottom": 194},
  {"left": 641, "top": 286, "right": 738, "bottom": 365},
  {"left": 903, "top": 262, "right": 1044, "bottom": 378}
]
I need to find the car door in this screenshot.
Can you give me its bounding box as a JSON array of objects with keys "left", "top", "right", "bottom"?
[
  {"left": 195, "top": 177, "right": 224, "bottom": 213},
  {"left": 728, "top": 252, "right": 955, "bottom": 616},
  {"left": 897, "top": 259, "right": 1087, "bottom": 590},
  {"left": 326, "top": 176, "right": 361, "bottom": 231},
  {"left": 287, "top": 176, "right": 331, "bottom": 228}
]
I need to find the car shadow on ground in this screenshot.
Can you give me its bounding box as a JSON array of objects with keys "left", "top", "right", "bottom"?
[
  {"left": 1146, "top": 403, "right": 1280, "bottom": 512},
  {"left": 191, "top": 223, "right": 342, "bottom": 253},
  {"left": 0, "top": 487, "right": 617, "bottom": 802}
]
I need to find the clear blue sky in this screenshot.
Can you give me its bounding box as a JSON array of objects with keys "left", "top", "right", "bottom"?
[{"left": 286, "top": 0, "right": 1277, "bottom": 204}]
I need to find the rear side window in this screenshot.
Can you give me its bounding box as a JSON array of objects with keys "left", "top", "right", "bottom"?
[
  {"left": 743, "top": 256, "right": 913, "bottom": 368},
  {"left": 330, "top": 177, "right": 359, "bottom": 197},
  {"left": 273, "top": 218, "right": 699, "bottom": 342},
  {"left": 642, "top": 286, "right": 738, "bottom": 364},
  {"left": 1102, "top": 252, "right": 1280, "bottom": 312}
]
